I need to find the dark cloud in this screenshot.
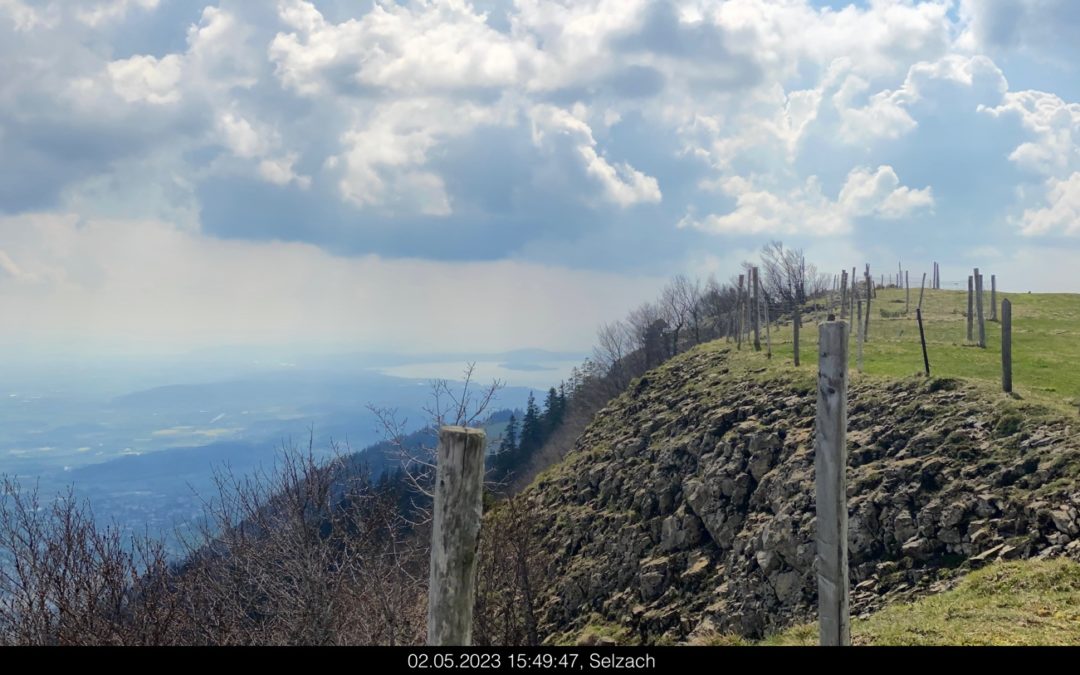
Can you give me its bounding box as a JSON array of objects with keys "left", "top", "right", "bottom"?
[
  {"left": 611, "top": 0, "right": 763, "bottom": 90},
  {"left": 605, "top": 65, "right": 666, "bottom": 99}
]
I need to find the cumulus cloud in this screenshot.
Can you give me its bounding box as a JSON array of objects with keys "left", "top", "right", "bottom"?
[
  {"left": 1, "top": 0, "right": 1079, "bottom": 332},
  {"left": 106, "top": 54, "right": 183, "bottom": 105},
  {"left": 530, "top": 104, "right": 661, "bottom": 207},
  {"left": 681, "top": 165, "right": 932, "bottom": 236},
  {"left": 980, "top": 90, "right": 1080, "bottom": 176},
  {"left": 269, "top": 0, "right": 531, "bottom": 96},
  {"left": 1016, "top": 172, "right": 1080, "bottom": 236},
  {"left": 839, "top": 166, "right": 935, "bottom": 219},
  {"left": 75, "top": 0, "right": 159, "bottom": 27}
]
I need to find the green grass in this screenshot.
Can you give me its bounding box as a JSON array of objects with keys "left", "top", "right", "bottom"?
[
  {"left": 754, "top": 559, "right": 1080, "bottom": 646},
  {"left": 757, "top": 288, "right": 1080, "bottom": 414}
]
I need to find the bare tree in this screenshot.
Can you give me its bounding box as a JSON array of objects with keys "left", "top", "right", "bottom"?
[
  {"left": 626, "top": 301, "right": 667, "bottom": 369},
  {"left": 0, "top": 477, "right": 177, "bottom": 645},
  {"left": 594, "top": 320, "right": 636, "bottom": 392}
]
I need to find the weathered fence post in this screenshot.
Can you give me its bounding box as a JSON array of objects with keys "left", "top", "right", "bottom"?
[
  {"left": 967, "top": 276, "right": 974, "bottom": 342},
  {"left": 1002, "top": 299, "right": 1012, "bottom": 394},
  {"left": 975, "top": 269, "right": 986, "bottom": 348},
  {"left": 991, "top": 275, "right": 997, "bottom": 322},
  {"left": 864, "top": 273, "right": 872, "bottom": 343},
  {"left": 840, "top": 270, "right": 848, "bottom": 320},
  {"left": 856, "top": 300, "right": 864, "bottom": 373},
  {"left": 737, "top": 274, "right": 745, "bottom": 350},
  {"left": 764, "top": 289, "right": 772, "bottom": 360},
  {"left": 917, "top": 308, "right": 930, "bottom": 378},
  {"left": 794, "top": 303, "right": 801, "bottom": 367},
  {"left": 816, "top": 320, "right": 850, "bottom": 647},
  {"left": 918, "top": 272, "right": 926, "bottom": 311},
  {"left": 428, "top": 426, "right": 486, "bottom": 646},
  {"left": 752, "top": 267, "right": 762, "bottom": 352}
]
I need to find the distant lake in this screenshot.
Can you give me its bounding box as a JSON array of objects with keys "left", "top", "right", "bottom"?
[{"left": 375, "top": 359, "right": 583, "bottom": 390}]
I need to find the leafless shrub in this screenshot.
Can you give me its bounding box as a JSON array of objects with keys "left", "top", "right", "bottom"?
[{"left": 0, "top": 477, "right": 176, "bottom": 645}]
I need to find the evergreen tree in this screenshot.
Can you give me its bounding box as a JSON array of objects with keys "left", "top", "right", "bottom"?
[
  {"left": 499, "top": 413, "right": 519, "bottom": 454},
  {"left": 519, "top": 392, "right": 543, "bottom": 455},
  {"left": 543, "top": 386, "right": 563, "bottom": 433}
]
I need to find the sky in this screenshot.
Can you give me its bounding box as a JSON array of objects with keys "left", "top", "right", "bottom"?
[{"left": 1, "top": 0, "right": 1079, "bottom": 357}]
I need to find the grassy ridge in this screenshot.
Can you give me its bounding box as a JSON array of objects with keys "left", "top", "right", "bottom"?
[
  {"left": 756, "top": 559, "right": 1080, "bottom": 646},
  {"left": 756, "top": 288, "right": 1080, "bottom": 413}
]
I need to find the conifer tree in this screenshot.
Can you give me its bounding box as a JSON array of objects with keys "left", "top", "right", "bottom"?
[
  {"left": 499, "top": 413, "right": 519, "bottom": 454},
  {"left": 519, "top": 392, "right": 543, "bottom": 456}
]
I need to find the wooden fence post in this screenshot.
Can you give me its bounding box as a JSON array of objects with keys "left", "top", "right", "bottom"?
[
  {"left": 794, "top": 303, "right": 801, "bottom": 367},
  {"left": 975, "top": 269, "right": 986, "bottom": 348},
  {"left": 816, "top": 320, "right": 850, "bottom": 647},
  {"left": 856, "top": 299, "right": 864, "bottom": 373},
  {"left": 967, "top": 276, "right": 974, "bottom": 342},
  {"left": 917, "top": 308, "right": 930, "bottom": 378},
  {"left": 918, "top": 272, "right": 926, "bottom": 311},
  {"left": 428, "top": 426, "right": 486, "bottom": 646},
  {"left": 737, "top": 274, "right": 745, "bottom": 350},
  {"left": 1002, "top": 299, "right": 1012, "bottom": 394},
  {"left": 864, "top": 273, "right": 872, "bottom": 343},
  {"left": 840, "top": 270, "right": 848, "bottom": 320},
  {"left": 991, "top": 275, "right": 997, "bottom": 322},
  {"left": 850, "top": 267, "right": 857, "bottom": 325},
  {"left": 764, "top": 289, "right": 772, "bottom": 360},
  {"left": 753, "top": 267, "right": 762, "bottom": 352}
]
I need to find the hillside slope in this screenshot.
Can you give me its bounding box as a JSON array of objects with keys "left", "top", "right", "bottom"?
[
  {"left": 756, "top": 558, "right": 1080, "bottom": 646},
  {"left": 517, "top": 341, "right": 1080, "bottom": 644}
]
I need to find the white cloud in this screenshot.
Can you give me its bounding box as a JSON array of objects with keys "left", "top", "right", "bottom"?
[
  {"left": 329, "top": 98, "right": 514, "bottom": 214},
  {"left": 1016, "top": 172, "right": 1080, "bottom": 236},
  {"left": 106, "top": 54, "right": 183, "bottom": 105},
  {"left": 269, "top": 0, "right": 532, "bottom": 96},
  {"left": 258, "top": 154, "right": 311, "bottom": 190},
  {"left": 682, "top": 165, "right": 932, "bottom": 235},
  {"left": 680, "top": 174, "right": 844, "bottom": 236},
  {"left": 839, "top": 165, "right": 934, "bottom": 219},
  {"left": 75, "top": 0, "right": 159, "bottom": 27},
  {"left": 215, "top": 110, "right": 311, "bottom": 188},
  {"left": 980, "top": 90, "right": 1080, "bottom": 176},
  {"left": 530, "top": 104, "right": 661, "bottom": 207},
  {"left": 0, "top": 0, "right": 55, "bottom": 30},
  {"left": 830, "top": 54, "right": 1007, "bottom": 145}
]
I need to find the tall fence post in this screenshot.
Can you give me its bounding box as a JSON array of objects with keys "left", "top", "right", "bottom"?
[
  {"left": 918, "top": 272, "right": 926, "bottom": 311},
  {"left": 737, "top": 274, "right": 745, "bottom": 350},
  {"left": 764, "top": 289, "right": 772, "bottom": 359},
  {"left": 991, "top": 275, "right": 998, "bottom": 322},
  {"left": 856, "top": 299, "right": 864, "bottom": 373},
  {"left": 816, "top": 320, "right": 850, "bottom": 647},
  {"left": 840, "top": 270, "right": 848, "bottom": 320},
  {"left": 850, "top": 268, "right": 856, "bottom": 319},
  {"left": 967, "top": 276, "right": 974, "bottom": 342},
  {"left": 794, "top": 303, "right": 801, "bottom": 367},
  {"left": 917, "top": 308, "right": 930, "bottom": 378},
  {"left": 1002, "top": 299, "right": 1012, "bottom": 394},
  {"left": 975, "top": 269, "right": 986, "bottom": 348},
  {"left": 864, "top": 273, "right": 872, "bottom": 342},
  {"left": 428, "top": 426, "right": 486, "bottom": 646},
  {"left": 752, "top": 267, "right": 762, "bottom": 352}
]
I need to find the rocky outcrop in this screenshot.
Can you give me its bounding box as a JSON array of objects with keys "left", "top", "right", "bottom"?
[{"left": 521, "top": 344, "right": 1080, "bottom": 644}]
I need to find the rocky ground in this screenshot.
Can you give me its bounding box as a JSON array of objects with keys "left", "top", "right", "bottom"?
[{"left": 520, "top": 343, "right": 1080, "bottom": 644}]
